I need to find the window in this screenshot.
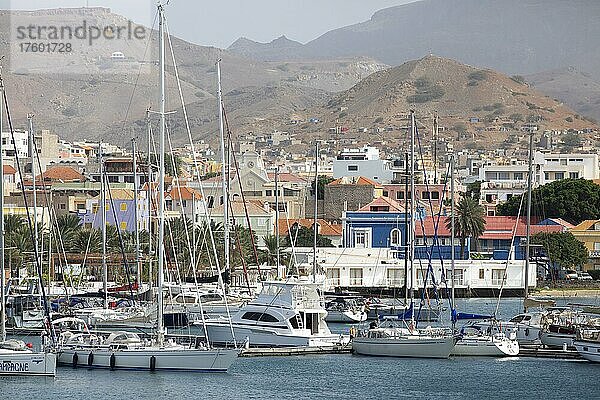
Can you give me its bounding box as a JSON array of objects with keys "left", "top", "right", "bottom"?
[
  {"left": 182, "top": 200, "right": 187, "bottom": 208},
  {"left": 396, "top": 191, "right": 404, "bottom": 200},
  {"left": 569, "top": 172, "right": 579, "bottom": 179},
  {"left": 498, "top": 172, "right": 509, "bottom": 180},
  {"left": 120, "top": 221, "right": 127, "bottom": 230},
  {"left": 479, "top": 268, "right": 485, "bottom": 280},
  {"left": 513, "top": 172, "right": 524, "bottom": 180},
  {"left": 207, "top": 196, "right": 214, "bottom": 208},
  {"left": 353, "top": 228, "right": 370, "bottom": 248},
  {"left": 446, "top": 269, "right": 464, "bottom": 285},
  {"left": 326, "top": 268, "right": 340, "bottom": 286},
  {"left": 544, "top": 172, "right": 550, "bottom": 180},
  {"left": 387, "top": 268, "right": 403, "bottom": 286},
  {"left": 421, "top": 191, "right": 430, "bottom": 200},
  {"left": 350, "top": 268, "right": 363, "bottom": 286},
  {"left": 241, "top": 312, "right": 279, "bottom": 323},
  {"left": 347, "top": 165, "right": 358, "bottom": 171},
  {"left": 265, "top": 190, "right": 272, "bottom": 196},
  {"left": 555, "top": 172, "right": 564, "bottom": 180},
  {"left": 120, "top": 203, "right": 127, "bottom": 211},
  {"left": 431, "top": 191, "right": 440, "bottom": 200},
  {"left": 594, "top": 242, "right": 600, "bottom": 251},
  {"left": 492, "top": 269, "right": 504, "bottom": 285},
  {"left": 390, "top": 228, "right": 401, "bottom": 247},
  {"left": 59, "top": 203, "right": 66, "bottom": 210}
]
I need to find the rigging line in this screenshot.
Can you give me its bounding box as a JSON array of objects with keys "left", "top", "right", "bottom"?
[
  {"left": 163, "top": 16, "right": 225, "bottom": 296},
  {"left": 120, "top": 9, "right": 159, "bottom": 144},
  {"left": 493, "top": 192, "right": 526, "bottom": 317},
  {"left": 2, "top": 88, "right": 56, "bottom": 345},
  {"left": 29, "top": 123, "right": 73, "bottom": 298},
  {"left": 104, "top": 170, "right": 136, "bottom": 302}
]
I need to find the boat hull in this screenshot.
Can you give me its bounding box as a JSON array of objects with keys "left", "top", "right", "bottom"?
[
  {"left": 573, "top": 340, "right": 600, "bottom": 363},
  {"left": 540, "top": 331, "right": 575, "bottom": 349},
  {"left": 325, "top": 310, "right": 367, "bottom": 323},
  {"left": 58, "top": 347, "right": 238, "bottom": 372},
  {"left": 0, "top": 351, "right": 56, "bottom": 376},
  {"left": 352, "top": 336, "right": 456, "bottom": 358},
  {"left": 453, "top": 337, "right": 519, "bottom": 357},
  {"left": 203, "top": 322, "right": 344, "bottom": 348}
]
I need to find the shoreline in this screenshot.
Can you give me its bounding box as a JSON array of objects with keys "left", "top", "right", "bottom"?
[{"left": 533, "top": 288, "right": 600, "bottom": 297}]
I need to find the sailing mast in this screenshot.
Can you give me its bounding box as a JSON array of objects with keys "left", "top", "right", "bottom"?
[
  {"left": 409, "top": 110, "right": 416, "bottom": 319},
  {"left": 0, "top": 69, "right": 5, "bottom": 343},
  {"left": 217, "top": 60, "right": 230, "bottom": 283},
  {"left": 146, "top": 108, "right": 153, "bottom": 291},
  {"left": 312, "top": 141, "right": 319, "bottom": 283},
  {"left": 100, "top": 140, "right": 108, "bottom": 309},
  {"left": 450, "top": 151, "right": 456, "bottom": 329},
  {"left": 132, "top": 138, "right": 141, "bottom": 290},
  {"left": 28, "top": 115, "right": 40, "bottom": 287},
  {"left": 157, "top": 3, "right": 166, "bottom": 344},
  {"left": 275, "top": 166, "right": 280, "bottom": 277},
  {"left": 524, "top": 128, "right": 534, "bottom": 311}
]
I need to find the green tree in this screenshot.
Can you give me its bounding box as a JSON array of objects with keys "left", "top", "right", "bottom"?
[
  {"left": 312, "top": 175, "right": 334, "bottom": 200},
  {"left": 445, "top": 196, "right": 486, "bottom": 259},
  {"left": 259, "top": 234, "right": 289, "bottom": 266},
  {"left": 465, "top": 181, "right": 482, "bottom": 200},
  {"left": 530, "top": 232, "right": 588, "bottom": 270},
  {"left": 496, "top": 179, "right": 600, "bottom": 225},
  {"left": 283, "top": 223, "right": 333, "bottom": 248}
]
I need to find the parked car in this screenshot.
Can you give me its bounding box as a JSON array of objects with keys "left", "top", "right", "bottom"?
[
  {"left": 577, "top": 272, "right": 594, "bottom": 281},
  {"left": 565, "top": 270, "right": 578, "bottom": 280}
]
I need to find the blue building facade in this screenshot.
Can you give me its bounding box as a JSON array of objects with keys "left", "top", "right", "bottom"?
[{"left": 342, "top": 211, "right": 467, "bottom": 260}]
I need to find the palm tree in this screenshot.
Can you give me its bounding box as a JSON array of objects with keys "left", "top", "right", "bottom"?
[
  {"left": 445, "top": 196, "right": 486, "bottom": 259},
  {"left": 260, "top": 234, "right": 288, "bottom": 266}
]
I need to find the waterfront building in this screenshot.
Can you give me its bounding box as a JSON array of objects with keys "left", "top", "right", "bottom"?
[{"left": 570, "top": 219, "right": 600, "bottom": 272}]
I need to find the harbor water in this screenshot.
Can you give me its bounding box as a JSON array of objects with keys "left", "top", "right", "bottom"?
[{"left": 1, "top": 297, "right": 598, "bottom": 399}]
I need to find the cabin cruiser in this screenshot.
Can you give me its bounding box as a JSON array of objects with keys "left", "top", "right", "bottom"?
[
  {"left": 325, "top": 295, "right": 367, "bottom": 323},
  {"left": 165, "top": 289, "right": 249, "bottom": 320},
  {"left": 200, "top": 279, "right": 349, "bottom": 347},
  {"left": 352, "top": 318, "right": 458, "bottom": 358},
  {"left": 573, "top": 328, "right": 600, "bottom": 363},
  {"left": 539, "top": 307, "right": 599, "bottom": 349}
]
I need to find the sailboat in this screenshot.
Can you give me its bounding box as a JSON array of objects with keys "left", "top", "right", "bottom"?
[
  {"left": 352, "top": 111, "right": 457, "bottom": 359},
  {"left": 56, "top": 4, "right": 239, "bottom": 372},
  {"left": 0, "top": 69, "right": 56, "bottom": 376}
]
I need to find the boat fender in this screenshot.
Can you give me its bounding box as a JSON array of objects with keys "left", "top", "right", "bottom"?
[
  {"left": 525, "top": 328, "right": 530, "bottom": 337},
  {"left": 110, "top": 354, "right": 116, "bottom": 370},
  {"left": 87, "top": 352, "right": 94, "bottom": 367},
  {"left": 150, "top": 355, "right": 156, "bottom": 372},
  {"left": 72, "top": 352, "right": 79, "bottom": 368}
]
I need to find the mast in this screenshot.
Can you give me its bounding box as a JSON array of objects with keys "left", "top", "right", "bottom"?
[
  {"left": 132, "top": 138, "right": 141, "bottom": 290},
  {"left": 217, "top": 60, "right": 230, "bottom": 280},
  {"left": 312, "top": 141, "right": 319, "bottom": 283},
  {"left": 0, "top": 70, "right": 6, "bottom": 342},
  {"left": 28, "top": 115, "right": 39, "bottom": 284},
  {"left": 274, "top": 166, "right": 280, "bottom": 277},
  {"left": 524, "top": 128, "right": 534, "bottom": 310},
  {"left": 157, "top": 3, "right": 166, "bottom": 344},
  {"left": 450, "top": 152, "right": 456, "bottom": 328},
  {"left": 100, "top": 140, "right": 108, "bottom": 309},
  {"left": 404, "top": 151, "right": 409, "bottom": 306},
  {"left": 409, "top": 110, "right": 416, "bottom": 316},
  {"left": 433, "top": 114, "right": 438, "bottom": 184},
  {"left": 146, "top": 108, "right": 153, "bottom": 291}
]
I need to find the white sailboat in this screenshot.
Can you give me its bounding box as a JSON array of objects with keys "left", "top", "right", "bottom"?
[
  {"left": 352, "top": 111, "right": 457, "bottom": 358},
  {"left": 573, "top": 328, "right": 600, "bottom": 363},
  {"left": 57, "top": 4, "right": 238, "bottom": 372},
  {"left": 0, "top": 67, "right": 56, "bottom": 377}
]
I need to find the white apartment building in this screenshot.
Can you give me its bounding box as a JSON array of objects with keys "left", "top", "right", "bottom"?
[
  {"left": 479, "top": 152, "right": 599, "bottom": 215},
  {"left": 1, "top": 130, "right": 29, "bottom": 159}
]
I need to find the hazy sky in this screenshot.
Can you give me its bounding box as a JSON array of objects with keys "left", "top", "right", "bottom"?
[{"left": 2, "top": 0, "right": 418, "bottom": 48}]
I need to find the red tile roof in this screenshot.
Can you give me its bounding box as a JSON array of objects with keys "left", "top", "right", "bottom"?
[
  {"left": 267, "top": 172, "right": 307, "bottom": 183},
  {"left": 168, "top": 186, "right": 202, "bottom": 200},
  {"left": 329, "top": 176, "right": 383, "bottom": 187},
  {"left": 37, "top": 166, "right": 85, "bottom": 182},
  {"left": 278, "top": 218, "right": 342, "bottom": 237},
  {"left": 358, "top": 196, "right": 404, "bottom": 212},
  {"left": 3, "top": 165, "right": 16, "bottom": 175}
]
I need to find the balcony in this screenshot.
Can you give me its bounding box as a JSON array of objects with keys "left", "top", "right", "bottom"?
[{"left": 590, "top": 250, "right": 600, "bottom": 258}]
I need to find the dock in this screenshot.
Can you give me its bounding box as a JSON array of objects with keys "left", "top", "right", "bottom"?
[
  {"left": 240, "top": 344, "right": 352, "bottom": 357},
  {"left": 519, "top": 346, "right": 581, "bottom": 359}
]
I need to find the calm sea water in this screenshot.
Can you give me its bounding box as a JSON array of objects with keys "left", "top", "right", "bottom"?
[{"left": 1, "top": 297, "right": 598, "bottom": 400}]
